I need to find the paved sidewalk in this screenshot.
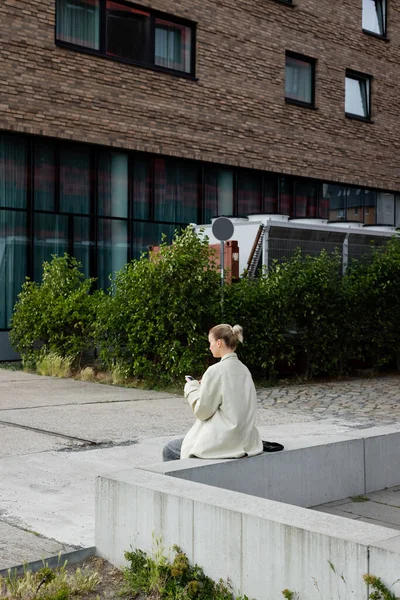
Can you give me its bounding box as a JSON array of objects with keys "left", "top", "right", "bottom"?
[
  {"left": 0, "top": 368, "right": 399, "bottom": 570},
  {"left": 257, "top": 375, "right": 400, "bottom": 425}
]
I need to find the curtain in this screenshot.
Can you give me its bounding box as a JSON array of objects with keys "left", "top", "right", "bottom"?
[
  {"left": 280, "top": 177, "right": 294, "bottom": 216},
  {"left": 363, "top": 0, "right": 385, "bottom": 35},
  {"left": 0, "top": 211, "right": 27, "bottom": 329},
  {"left": 0, "top": 134, "right": 28, "bottom": 209},
  {"left": 154, "top": 159, "right": 198, "bottom": 223},
  {"left": 97, "top": 219, "right": 128, "bottom": 289},
  {"left": 34, "top": 140, "right": 56, "bottom": 211},
  {"left": 237, "top": 172, "right": 262, "bottom": 215},
  {"left": 56, "top": 0, "right": 100, "bottom": 49},
  {"left": 33, "top": 214, "right": 68, "bottom": 282},
  {"left": 359, "top": 79, "right": 369, "bottom": 118},
  {"left": 345, "top": 77, "right": 369, "bottom": 118},
  {"left": 285, "top": 58, "right": 312, "bottom": 103},
  {"left": 155, "top": 19, "right": 191, "bottom": 73},
  {"left": 133, "top": 158, "right": 151, "bottom": 220},
  {"left": 73, "top": 216, "right": 92, "bottom": 277},
  {"left": 60, "top": 146, "right": 91, "bottom": 214},
  {"left": 98, "top": 152, "right": 128, "bottom": 218},
  {"left": 203, "top": 167, "right": 234, "bottom": 221},
  {"left": 263, "top": 174, "right": 278, "bottom": 214},
  {"left": 295, "top": 180, "right": 318, "bottom": 218}
]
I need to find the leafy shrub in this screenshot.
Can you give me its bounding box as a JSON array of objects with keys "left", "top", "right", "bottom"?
[
  {"left": 342, "top": 236, "right": 400, "bottom": 371},
  {"left": 225, "top": 249, "right": 344, "bottom": 379},
  {"left": 123, "top": 541, "right": 252, "bottom": 600},
  {"left": 223, "top": 268, "right": 293, "bottom": 379},
  {"left": 95, "top": 227, "right": 220, "bottom": 383},
  {"left": 10, "top": 255, "right": 102, "bottom": 369}
]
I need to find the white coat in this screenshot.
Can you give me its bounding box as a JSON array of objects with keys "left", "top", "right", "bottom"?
[{"left": 181, "top": 352, "right": 263, "bottom": 459}]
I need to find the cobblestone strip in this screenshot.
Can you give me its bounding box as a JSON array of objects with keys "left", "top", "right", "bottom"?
[{"left": 256, "top": 375, "right": 400, "bottom": 425}]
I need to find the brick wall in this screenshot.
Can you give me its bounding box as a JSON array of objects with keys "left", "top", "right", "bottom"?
[{"left": 1, "top": 0, "right": 400, "bottom": 190}]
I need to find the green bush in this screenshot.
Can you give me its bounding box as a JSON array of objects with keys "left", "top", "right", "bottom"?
[
  {"left": 10, "top": 254, "right": 102, "bottom": 369},
  {"left": 95, "top": 227, "right": 221, "bottom": 383},
  {"left": 123, "top": 541, "right": 252, "bottom": 600},
  {"left": 223, "top": 268, "right": 293, "bottom": 379},
  {"left": 225, "top": 249, "right": 344, "bottom": 379},
  {"left": 342, "top": 236, "right": 400, "bottom": 371}
]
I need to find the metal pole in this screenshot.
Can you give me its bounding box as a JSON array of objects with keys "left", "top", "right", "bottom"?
[{"left": 220, "top": 240, "right": 224, "bottom": 319}]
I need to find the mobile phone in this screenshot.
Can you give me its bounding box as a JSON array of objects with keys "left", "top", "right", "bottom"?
[{"left": 185, "top": 375, "right": 194, "bottom": 381}]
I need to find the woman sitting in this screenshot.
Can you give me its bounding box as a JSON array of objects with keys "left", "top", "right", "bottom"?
[{"left": 163, "top": 323, "right": 263, "bottom": 461}]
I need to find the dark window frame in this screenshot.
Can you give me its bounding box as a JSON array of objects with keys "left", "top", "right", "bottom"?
[
  {"left": 285, "top": 51, "right": 316, "bottom": 109},
  {"left": 345, "top": 69, "right": 372, "bottom": 122},
  {"left": 362, "top": 0, "right": 387, "bottom": 39},
  {"left": 55, "top": 0, "right": 197, "bottom": 79}
]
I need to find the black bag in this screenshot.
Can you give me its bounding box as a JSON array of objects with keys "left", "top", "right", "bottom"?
[{"left": 262, "top": 440, "right": 284, "bottom": 453}]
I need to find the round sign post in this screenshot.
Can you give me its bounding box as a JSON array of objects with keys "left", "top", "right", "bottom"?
[{"left": 211, "top": 217, "right": 234, "bottom": 318}]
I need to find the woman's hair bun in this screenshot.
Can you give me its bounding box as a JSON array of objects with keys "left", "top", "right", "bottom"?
[{"left": 232, "top": 324, "right": 243, "bottom": 344}]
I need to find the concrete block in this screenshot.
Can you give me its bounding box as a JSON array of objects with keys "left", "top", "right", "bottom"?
[
  {"left": 193, "top": 501, "right": 242, "bottom": 589},
  {"left": 365, "top": 433, "right": 400, "bottom": 493},
  {"left": 242, "top": 514, "right": 369, "bottom": 600},
  {"left": 166, "top": 439, "right": 365, "bottom": 507},
  {"left": 96, "top": 467, "right": 398, "bottom": 600},
  {"left": 96, "top": 471, "right": 195, "bottom": 566}
]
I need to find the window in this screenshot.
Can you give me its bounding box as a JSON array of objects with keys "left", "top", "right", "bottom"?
[
  {"left": 56, "top": 0, "right": 100, "bottom": 49},
  {"left": 285, "top": 52, "right": 315, "bottom": 107},
  {"left": 56, "top": 0, "right": 196, "bottom": 77},
  {"left": 345, "top": 71, "right": 371, "bottom": 120},
  {"left": 362, "top": 0, "right": 386, "bottom": 37},
  {"left": 155, "top": 19, "right": 192, "bottom": 74}
]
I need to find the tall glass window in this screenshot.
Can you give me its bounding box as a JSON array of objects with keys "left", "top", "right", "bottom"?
[
  {"left": 56, "top": 0, "right": 100, "bottom": 49},
  {"left": 363, "top": 190, "right": 377, "bottom": 225},
  {"left": 73, "top": 216, "right": 92, "bottom": 278},
  {"left": 0, "top": 211, "right": 28, "bottom": 329},
  {"left": 60, "top": 146, "right": 91, "bottom": 214},
  {"left": 347, "top": 188, "right": 364, "bottom": 222},
  {"left": 133, "top": 157, "right": 151, "bottom": 220},
  {"left": 295, "top": 180, "right": 318, "bottom": 218},
  {"left": 34, "top": 214, "right": 68, "bottom": 282},
  {"left": 237, "top": 172, "right": 262, "bottom": 215},
  {"left": 132, "top": 221, "right": 176, "bottom": 260},
  {"left": 362, "top": 0, "right": 386, "bottom": 36},
  {"left": 263, "top": 174, "right": 279, "bottom": 214},
  {"left": 154, "top": 158, "right": 198, "bottom": 223},
  {"left": 204, "top": 167, "right": 234, "bottom": 222},
  {"left": 376, "top": 192, "right": 395, "bottom": 225},
  {"left": 285, "top": 52, "right": 315, "bottom": 106},
  {"left": 280, "top": 177, "right": 294, "bottom": 215},
  {"left": 345, "top": 71, "right": 371, "bottom": 120},
  {"left": 155, "top": 19, "right": 192, "bottom": 73},
  {"left": 34, "top": 140, "right": 56, "bottom": 211},
  {"left": 97, "top": 219, "right": 128, "bottom": 288},
  {"left": 98, "top": 151, "right": 128, "bottom": 218},
  {"left": 323, "top": 184, "right": 347, "bottom": 221},
  {"left": 106, "top": 2, "right": 151, "bottom": 63},
  {"left": 0, "top": 135, "right": 28, "bottom": 209}
]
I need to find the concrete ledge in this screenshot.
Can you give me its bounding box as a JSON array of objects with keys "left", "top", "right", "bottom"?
[
  {"left": 145, "top": 438, "right": 365, "bottom": 507},
  {"left": 95, "top": 427, "right": 400, "bottom": 600},
  {"left": 95, "top": 468, "right": 399, "bottom": 600},
  {"left": 365, "top": 432, "right": 400, "bottom": 493},
  {"left": 0, "top": 546, "right": 96, "bottom": 578}
]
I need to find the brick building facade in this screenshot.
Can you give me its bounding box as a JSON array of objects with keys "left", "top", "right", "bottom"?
[{"left": 0, "top": 0, "right": 399, "bottom": 354}]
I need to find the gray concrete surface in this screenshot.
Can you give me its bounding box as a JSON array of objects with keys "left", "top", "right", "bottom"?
[
  {"left": 0, "top": 521, "right": 75, "bottom": 571},
  {"left": 0, "top": 368, "right": 400, "bottom": 570},
  {"left": 313, "top": 485, "right": 400, "bottom": 530}
]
